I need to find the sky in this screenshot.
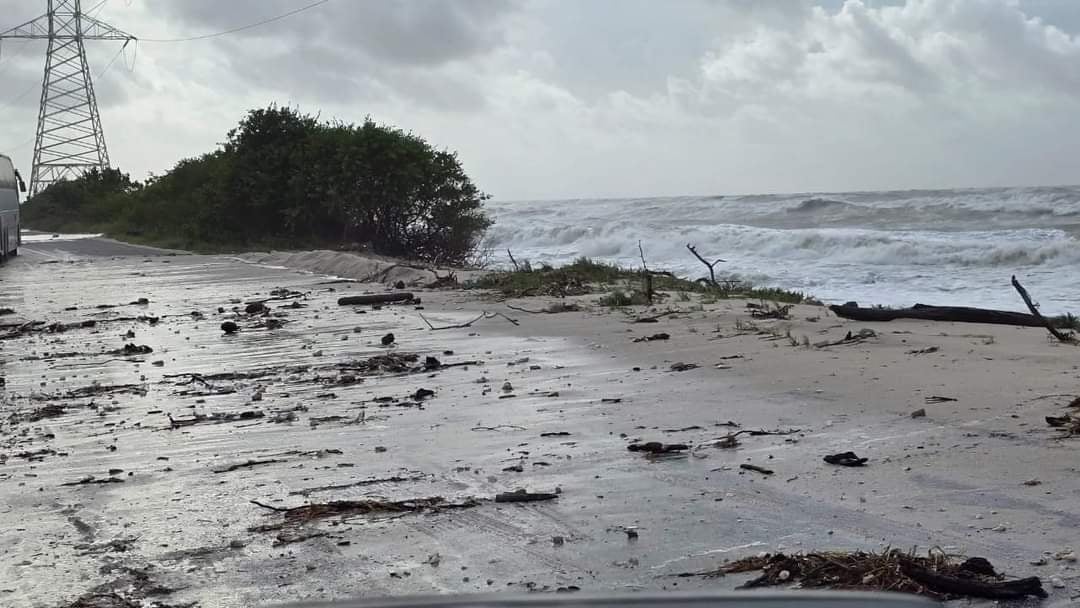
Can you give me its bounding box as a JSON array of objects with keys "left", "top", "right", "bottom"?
[{"left": 1, "top": 0, "right": 1080, "bottom": 200}]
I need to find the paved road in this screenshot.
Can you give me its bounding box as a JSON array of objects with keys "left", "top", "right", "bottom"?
[{"left": 18, "top": 232, "right": 183, "bottom": 261}]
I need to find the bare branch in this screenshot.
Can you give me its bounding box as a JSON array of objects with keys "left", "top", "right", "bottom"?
[
  {"left": 686, "top": 243, "right": 726, "bottom": 286},
  {"left": 1011, "top": 275, "right": 1076, "bottom": 344}
]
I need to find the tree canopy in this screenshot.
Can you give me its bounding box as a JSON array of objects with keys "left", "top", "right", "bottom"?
[{"left": 22, "top": 106, "right": 492, "bottom": 265}]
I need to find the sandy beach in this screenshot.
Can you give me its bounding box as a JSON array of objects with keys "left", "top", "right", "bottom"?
[{"left": 1, "top": 245, "right": 1077, "bottom": 606}]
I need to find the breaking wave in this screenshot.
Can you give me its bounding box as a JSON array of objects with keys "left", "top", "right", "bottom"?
[{"left": 486, "top": 185, "right": 1080, "bottom": 312}]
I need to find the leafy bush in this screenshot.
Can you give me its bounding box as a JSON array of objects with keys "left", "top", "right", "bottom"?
[{"left": 22, "top": 106, "right": 492, "bottom": 265}]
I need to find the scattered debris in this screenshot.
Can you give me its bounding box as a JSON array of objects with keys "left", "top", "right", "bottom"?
[
  {"left": 110, "top": 343, "right": 153, "bottom": 356},
  {"left": 494, "top": 489, "right": 559, "bottom": 503},
  {"left": 1046, "top": 413, "right": 1080, "bottom": 436},
  {"left": 750, "top": 302, "right": 792, "bottom": 320},
  {"left": 540, "top": 431, "right": 571, "bottom": 437},
  {"left": 212, "top": 458, "right": 284, "bottom": 473},
  {"left": 251, "top": 496, "right": 479, "bottom": 531},
  {"left": 910, "top": 408, "right": 927, "bottom": 418},
  {"left": 925, "top": 395, "right": 957, "bottom": 404},
  {"left": 739, "top": 463, "right": 774, "bottom": 475},
  {"left": 338, "top": 293, "right": 415, "bottom": 306},
  {"left": 670, "top": 362, "right": 699, "bottom": 372},
  {"left": 628, "top": 442, "right": 688, "bottom": 455},
  {"left": 167, "top": 410, "right": 264, "bottom": 428},
  {"left": 907, "top": 346, "right": 939, "bottom": 355},
  {"left": 824, "top": 451, "right": 868, "bottom": 467},
  {"left": 633, "top": 332, "right": 670, "bottom": 343},
  {"left": 61, "top": 475, "right": 125, "bottom": 486},
  {"left": 814, "top": 328, "right": 877, "bottom": 348},
  {"left": 698, "top": 549, "right": 1046, "bottom": 600},
  {"left": 289, "top": 471, "right": 430, "bottom": 497},
  {"left": 471, "top": 425, "right": 526, "bottom": 432}
]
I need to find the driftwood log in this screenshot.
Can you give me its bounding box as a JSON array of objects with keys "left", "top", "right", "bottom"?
[
  {"left": 830, "top": 303, "right": 1050, "bottom": 328},
  {"left": 338, "top": 293, "right": 414, "bottom": 306}
]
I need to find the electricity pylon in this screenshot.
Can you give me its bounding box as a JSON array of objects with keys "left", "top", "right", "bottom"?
[{"left": 0, "top": 1, "right": 135, "bottom": 195}]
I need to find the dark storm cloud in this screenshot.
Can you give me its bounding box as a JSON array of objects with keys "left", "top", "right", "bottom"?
[
  {"left": 145, "top": 0, "right": 518, "bottom": 65},
  {"left": 138, "top": 0, "right": 519, "bottom": 110}
]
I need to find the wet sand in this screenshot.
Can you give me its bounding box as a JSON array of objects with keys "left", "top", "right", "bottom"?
[{"left": 0, "top": 240, "right": 1077, "bottom": 606}]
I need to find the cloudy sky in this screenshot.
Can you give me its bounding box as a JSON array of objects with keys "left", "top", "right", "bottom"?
[{"left": 1, "top": 0, "right": 1079, "bottom": 200}]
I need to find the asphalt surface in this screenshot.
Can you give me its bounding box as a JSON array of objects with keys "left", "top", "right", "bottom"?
[{"left": 0, "top": 235, "right": 1071, "bottom": 607}]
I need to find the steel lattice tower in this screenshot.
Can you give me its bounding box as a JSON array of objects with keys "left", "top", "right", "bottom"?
[{"left": 0, "top": 1, "right": 135, "bottom": 195}]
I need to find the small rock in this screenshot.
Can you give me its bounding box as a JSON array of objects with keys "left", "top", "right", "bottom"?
[
  {"left": 910, "top": 408, "right": 926, "bottom": 418},
  {"left": 552, "top": 536, "right": 564, "bottom": 546},
  {"left": 1050, "top": 576, "right": 1066, "bottom": 589},
  {"left": 151, "top": 360, "right": 164, "bottom": 367},
  {"left": 251, "top": 391, "right": 263, "bottom": 402},
  {"left": 220, "top": 321, "right": 239, "bottom": 334},
  {"left": 381, "top": 333, "right": 395, "bottom": 346},
  {"left": 374, "top": 446, "right": 387, "bottom": 453},
  {"left": 312, "top": 350, "right": 324, "bottom": 357},
  {"left": 625, "top": 527, "right": 639, "bottom": 540},
  {"left": 1023, "top": 479, "right": 1042, "bottom": 486},
  {"left": 353, "top": 327, "right": 363, "bottom": 333},
  {"left": 501, "top": 382, "right": 513, "bottom": 392},
  {"left": 229, "top": 539, "right": 246, "bottom": 549},
  {"left": 394, "top": 280, "right": 406, "bottom": 289},
  {"left": 245, "top": 302, "right": 267, "bottom": 314}
]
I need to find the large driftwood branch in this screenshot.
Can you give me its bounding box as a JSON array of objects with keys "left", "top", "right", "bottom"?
[
  {"left": 686, "top": 244, "right": 725, "bottom": 286},
  {"left": 830, "top": 303, "right": 1050, "bottom": 328},
  {"left": 506, "top": 249, "right": 520, "bottom": 272},
  {"left": 1011, "top": 275, "right": 1076, "bottom": 343}
]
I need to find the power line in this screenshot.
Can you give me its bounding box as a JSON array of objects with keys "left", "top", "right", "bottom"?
[{"left": 140, "top": 0, "right": 331, "bottom": 43}]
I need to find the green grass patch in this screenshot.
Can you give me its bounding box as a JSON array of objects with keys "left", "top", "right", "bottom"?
[{"left": 468, "top": 256, "right": 807, "bottom": 303}]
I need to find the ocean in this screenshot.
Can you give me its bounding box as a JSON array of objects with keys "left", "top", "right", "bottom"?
[{"left": 486, "top": 186, "right": 1080, "bottom": 314}]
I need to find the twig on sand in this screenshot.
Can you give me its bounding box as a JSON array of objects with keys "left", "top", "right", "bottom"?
[
  {"left": 471, "top": 425, "right": 527, "bottom": 432},
  {"left": 419, "top": 311, "right": 519, "bottom": 330},
  {"left": 1011, "top": 275, "right": 1076, "bottom": 344}
]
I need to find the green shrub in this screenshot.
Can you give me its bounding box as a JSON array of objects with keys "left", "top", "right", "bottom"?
[{"left": 22, "top": 106, "right": 492, "bottom": 265}]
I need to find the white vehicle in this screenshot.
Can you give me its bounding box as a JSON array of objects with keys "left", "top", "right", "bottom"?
[{"left": 0, "top": 154, "right": 25, "bottom": 259}]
